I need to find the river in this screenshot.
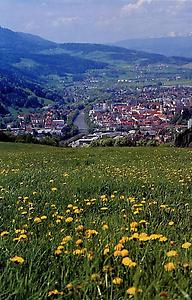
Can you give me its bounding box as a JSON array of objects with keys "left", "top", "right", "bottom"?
[{"left": 73, "top": 110, "right": 88, "bottom": 132}]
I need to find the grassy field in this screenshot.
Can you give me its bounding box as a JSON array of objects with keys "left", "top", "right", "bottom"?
[{"left": 0, "top": 143, "right": 192, "bottom": 300}]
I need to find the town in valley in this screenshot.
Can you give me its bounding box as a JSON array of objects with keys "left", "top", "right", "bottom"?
[{"left": 2, "top": 82, "right": 192, "bottom": 147}]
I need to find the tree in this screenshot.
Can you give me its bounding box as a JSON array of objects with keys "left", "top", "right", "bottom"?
[{"left": 175, "top": 128, "right": 192, "bottom": 147}]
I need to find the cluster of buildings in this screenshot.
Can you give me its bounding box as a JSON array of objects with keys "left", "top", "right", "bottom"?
[
  {"left": 3, "top": 84, "right": 192, "bottom": 146},
  {"left": 7, "top": 106, "right": 72, "bottom": 137},
  {"left": 89, "top": 93, "right": 192, "bottom": 143}
]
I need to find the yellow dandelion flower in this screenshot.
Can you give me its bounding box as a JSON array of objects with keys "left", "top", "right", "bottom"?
[
  {"left": 65, "top": 217, "right": 73, "bottom": 223},
  {"left": 183, "top": 263, "right": 189, "bottom": 269},
  {"left": 66, "top": 283, "right": 73, "bottom": 290},
  {"left": 57, "top": 246, "right": 64, "bottom": 250},
  {"left": 76, "top": 239, "right": 83, "bottom": 246},
  {"left": 100, "top": 207, "right": 108, "bottom": 211},
  {"left": 85, "top": 229, "right": 98, "bottom": 238},
  {"left": 122, "top": 257, "right": 137, "bottom": 268},
  {"left": 15, "top": 229, "right": 25, "bottom": 234},
  {"left": 34, "top": 217, "right": 42, "bottom": 223},
  {"left": 114, "top": 243, "right": 124, "bottom": 251},
  {"left": 129, "top": 233, "right": 139, "bottom": 240},
  {"left": 166, "top": 250, "right": 178, "bottom": 257},
  {"left": 160, "top": 204, "right": 167, "bottom": 209},
  {"left": 13, "top": 234, "right": 28, "bottom": 242},
  {"left": 0, "top": 231, "right": 9, "bottom": 237},
  {"left": 104, "top": 247, "right": 110, "bottom": 255},
  {"left": 130, "top": 221, "right": 138, "bottom": 228},
  {"left": 113, "top": 277, "right": 123, "bottom": 285},
  {"left": 73, "top": 249, "right": 82, "bottom": 255},
  {"left": 63, "top": 172, "right": 69, "bottom": 177},
  {"left": 120, "top": 249, "right": 129, "bottom": 257},
  {"left": 119, "top": 236, "right": 129, "bottom": 243},
  {"left": 127, "top": 287, "right": 142, "bottom": 295},
  {"left": 114, "top": 250, "right": 122, "bottom": 257},
  {"left": 159, "top": 236, "right": 168, "bottom": 242},
  {"left": 10, "top": 256, "right": 24, "bottom": 264},
  {"left": 48, "top": 289, "right": 63, "bottom": 296},
  {"left": 61, "top": 236, "right": 72, "bottom": 244},
  {"left": 149, "top": 234, "right": 162, "bottom": 240},
  {"left": 168, "top": 221, "right": 174, "bottom": 226},
  {"left": 75, "top": 225, "right": 84, "bottom": 232},
  {"left": 51, "top": 187, "right": 57, "bottom": 192},
  {"left": 54, "top": 249, "right": 62, "bottom": 256},
  {"left": 128, "top": 197, "right": 135, "bottom": 203},
  {"left": 139, "top": 220, "right": 148, "bottom": 225},
  {"left": 139, "top": 233, "right": 149, "bottom": 241},
  {"left": 102, "top": 224, "right": 109, "bottom": 230},
  {"left": 87, "top": 252, "right": 94, "bottom": 260},
  {"left": 182, "top": 242, "right": 191, "bottom": 249},
  {"left": 164, "top": 262, "right": 176, "bottom": 271}
]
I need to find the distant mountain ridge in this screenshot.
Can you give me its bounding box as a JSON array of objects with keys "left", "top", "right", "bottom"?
[
  {"left": 1, "top": 27, "right": 191, "bottom": 79},
  {"left": 1, "top": 27, "right": 192, "bottom": 119},
  {"left": 114, "top": 36, "right": 192, "bottom": 58},
  {"left": 0, "top": 27, "right": 56, "bottom": 52}
]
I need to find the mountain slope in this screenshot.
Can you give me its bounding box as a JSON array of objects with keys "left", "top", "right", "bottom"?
[
  {"left": 55, "top": 42, "right": 192, "bottom": 66},
  {"left": 0, "top": 68, "right": 65, "bottom": 119},
  {"left": 0, "top": 27, "right": 108, "bottom": 81},
  {"left": 1, "top": 27, "right": 192, "bottom": 82},
  {"left": 1, "top": 27, "right": 192, "bottom": 119},
  {"left": 114, "top": 36, "right": 192, "bottom": 58},
  {"left": 0, "top": 27, "right": 56, "bottom": 52}
]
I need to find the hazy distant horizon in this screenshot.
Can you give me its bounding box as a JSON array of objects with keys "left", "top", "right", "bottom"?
[{"left": 0, "top": 0, "right": 192, "bottom": 44}]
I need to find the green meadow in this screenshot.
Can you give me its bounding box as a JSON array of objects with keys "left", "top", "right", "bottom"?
[{"left": 0, "top": 143, "right": 192, "bottom": 299}]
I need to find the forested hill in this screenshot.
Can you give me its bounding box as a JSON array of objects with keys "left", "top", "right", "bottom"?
[
  {"left": 0, "top": 27, "right": 107, "bottom": 80},
  {"left": 0, "top": 68, "right": 65, "bottom": 117},
  {"left": 1, "top": 27, "right": 191, "bottom": 81},
  {"left": 1, "top": 27, "right": 192, "bottom": 117}
]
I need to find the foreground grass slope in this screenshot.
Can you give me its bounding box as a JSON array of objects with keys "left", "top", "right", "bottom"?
[{"left": 0, "top": 143, "right": 192, "bottom": 300}]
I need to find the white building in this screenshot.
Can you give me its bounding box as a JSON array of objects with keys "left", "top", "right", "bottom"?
[{"left": 188, "top": 118, "right": 192, "bottom": 129}]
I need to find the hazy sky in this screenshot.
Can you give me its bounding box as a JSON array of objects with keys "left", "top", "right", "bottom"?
[{"left": 0, "top": 0, "right": 192, "bottom": 43}]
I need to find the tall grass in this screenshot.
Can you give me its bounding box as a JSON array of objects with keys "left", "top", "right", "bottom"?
[{"left": 0, "top": 143, "right": 192, "bottom": 299}]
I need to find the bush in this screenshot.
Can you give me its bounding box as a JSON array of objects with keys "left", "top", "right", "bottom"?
[
  {"left": 41, "top": 137, "right": 59, "bottom": 147},
  {"left": 0, "top": 130, "right": 15, "bottom": 142},
  {"left": 136, "top": 140, "right": 147, "bottom": 147},
  {"left": 100, "top": 138, "right": 115, "bottom": 147},
  {"left": 146, "top": 140, "right": 159, "bottom": 147},
  {"left": 15, "top": 134, "right": 38, "bottom": 144},
  {"left": 114, "top": 137, "right": 136, "bottom": 147}
]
